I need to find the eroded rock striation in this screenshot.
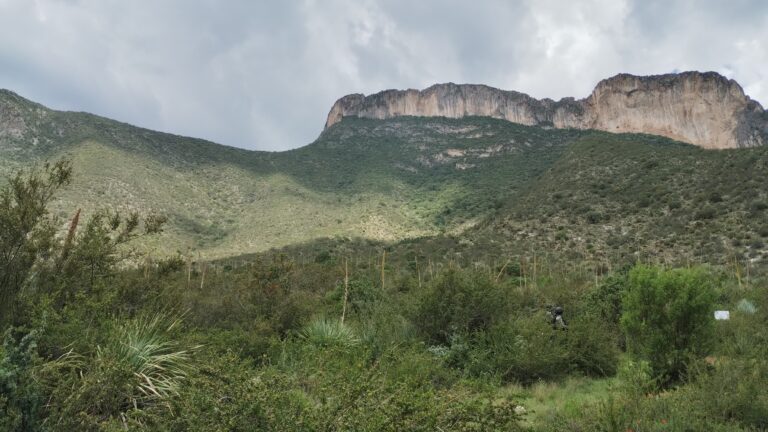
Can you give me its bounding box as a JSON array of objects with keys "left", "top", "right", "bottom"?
[{"left": 325, "top": 72, "right": 768, "bottom": 149}]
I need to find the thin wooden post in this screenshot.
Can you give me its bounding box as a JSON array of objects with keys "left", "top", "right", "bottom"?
[
  {"left": 415, "top": 255, "right": 422, "bottom": 289},
  {"left": 341, "top": 257, "right": 349, "bottom": 323},
  {"left": 186, "top": 257, "right": 192, "bottom": 290},
  {"left": 380, "top": 250, "right": 386, "bottom": 289}
]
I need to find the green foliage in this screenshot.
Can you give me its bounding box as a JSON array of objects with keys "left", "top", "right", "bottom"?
[
  {"left": 0, "top": 160, "right": 71, "bottom": 324},
  {"left": 45, "top": 314, "right": 194, "bottom": 429},
  {"left": 467, "top": 312, "right": 619, "bottom": 384},
  {"left": 1, "top": 111, "right": 767, "bottom": 429},
  {"left": 620, "top": 265, "right": 717, "bottom": 384},
  {"left": 690, "top": 356, "right": 768, "bottom": 429},
  {"left": 414, "top": 268, "right": 506, "bottom": 345},
  {"left": 0, "top": 329, "right": 44, "bottom": 432},
  {"left": 299, "top": 319, "right": 360, "bottom": 348}
]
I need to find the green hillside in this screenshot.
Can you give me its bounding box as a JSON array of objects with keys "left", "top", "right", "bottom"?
[
  {"left": 2, "top": 88, "right": 767, "bottom": 268},
  {"left": 1, "top": 89, "right": 585, "bottom": 257},
  {"left": 488, "top": 133, "right": 768, "bottom": 266}
]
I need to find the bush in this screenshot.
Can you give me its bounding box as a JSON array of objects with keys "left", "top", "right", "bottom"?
[
  {"left": 466, "top": 310, "right": 619, "bottom": 384},
  {"left": 690, "top": 356, "right": 768, "bottom": 429},
  {"left": 0, "top": 329, "right": 45, "bottom": 432},
  {"left": 695, "top": 206, "right": 717, "bottom": 220},
  {"left": 620, "top": 265, "right": 717, "bottom": 384},
  {"left": 414, "top": 268, "right": 507, "bottom": 345}
]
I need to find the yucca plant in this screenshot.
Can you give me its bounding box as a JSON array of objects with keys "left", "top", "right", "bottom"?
[
  {"left": 51, "top": 313, "right": 197, "bottom": 425},
  {"left": 299, "top": 319, "right": 359, "bottom": 348},
  {"left": 103, "top": 314, "right": 193, "bottom": 405}
]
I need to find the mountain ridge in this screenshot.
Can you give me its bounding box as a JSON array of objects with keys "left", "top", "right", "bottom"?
[
  {"left": 1, "top": 82, "right": 767, "bottom": 264},
  {"left": 326, "top": 71, "right": 768, "bottom": 149}
]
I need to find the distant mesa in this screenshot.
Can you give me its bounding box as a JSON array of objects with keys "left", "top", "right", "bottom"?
[{"left": 325, "top": 71, "right": 768, "bottom": 149}]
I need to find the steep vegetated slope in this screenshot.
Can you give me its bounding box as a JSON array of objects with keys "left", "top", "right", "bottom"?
[
  {"left": 271, "top": 131, "right": 768, "bottom": 272},
  {"left": 0, "top": 89, "right": 583, "bottom": 256},
  {"left": 487, "top": 133, "right": 768, "bottom": 265},
  {"left": 2, "top": 85, "right": 767, "bottom": 266}
]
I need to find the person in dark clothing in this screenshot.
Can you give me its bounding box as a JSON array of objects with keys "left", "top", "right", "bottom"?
[{"left": 550, "top": 306, "right": 567, "bottom": 330}]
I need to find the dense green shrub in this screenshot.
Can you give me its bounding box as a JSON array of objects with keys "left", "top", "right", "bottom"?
[
  {"left": 414, "top": 268, "right": 507, "bottom": 345},
  {"left": 0, "top": 329, "right": 44, "bottom": 432},
  {"left": 621, "top": 265, "right": 717, "bottom": 384},
  {"left": 0, "top": 161, "right": 71, "bottom": 325},
  {"left": 466, "top": 311, "right": 618, "bottom": 384},
  {"left": 690, "top": 356, "right": 768, "bottom": 429}
]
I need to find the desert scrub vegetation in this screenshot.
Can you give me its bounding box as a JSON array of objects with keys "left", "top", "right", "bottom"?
[{"left": 2, "top": 162, "right": 768, "bottom": 430}]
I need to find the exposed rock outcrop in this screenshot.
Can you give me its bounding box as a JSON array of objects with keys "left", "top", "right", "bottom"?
[
  {"left": 0, "top": 90, "right": 29, "bottom": 140},
  {"left": 325, "top": 72, "right": 768, "bottom": 149}
]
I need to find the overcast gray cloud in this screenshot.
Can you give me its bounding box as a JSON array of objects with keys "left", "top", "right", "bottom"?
[{"left": 0, "top": 0, "right": 766, "bottom": 150}]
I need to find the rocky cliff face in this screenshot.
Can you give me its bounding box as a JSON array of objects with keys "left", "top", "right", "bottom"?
[
  {"left": 325, "top": 72, "right": 768, "bottom": 149},
  {"left": 0, "top": 90, "right": 30, "bottom": 140}
]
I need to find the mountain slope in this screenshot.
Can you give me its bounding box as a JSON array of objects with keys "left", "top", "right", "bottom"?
[
  {"left": 0, "top": 89, "right": 586, "bottom": 256},
  {"left": 2, "top": 86, "right": 767, "bottom": 265}
]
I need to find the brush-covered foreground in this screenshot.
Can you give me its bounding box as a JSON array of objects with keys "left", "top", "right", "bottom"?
[{"left": 2, "top": 164, "right": 767, "bottom": 431}]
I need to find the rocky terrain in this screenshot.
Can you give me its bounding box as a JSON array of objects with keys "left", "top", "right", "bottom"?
[{"left": 326, "top": 71, "right": 768, "bottom": 149}]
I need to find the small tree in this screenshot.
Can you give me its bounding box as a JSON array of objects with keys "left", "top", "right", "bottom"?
[
  {"left": 0, "top": 161, "right": 71, "bottom": 324},
  {"left": 620, "top": 265, "right": 716, "bottom": 384}
]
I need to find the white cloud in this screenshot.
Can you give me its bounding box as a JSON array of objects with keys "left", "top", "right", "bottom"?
[{"left": 0, "top": 0, "right": 765, "bottom": 150}]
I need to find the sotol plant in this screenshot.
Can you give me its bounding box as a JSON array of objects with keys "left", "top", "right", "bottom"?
[
  {"left": 299, "top": 319, "right": 359, "bottom": 348},
  {"left": 51, "top": 314, "right": 196, "bottom": 426},
  {"left": 104, "top": 314, "right": 194, "bottom": 404}
]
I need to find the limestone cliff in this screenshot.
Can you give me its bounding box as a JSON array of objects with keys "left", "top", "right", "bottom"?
[{"left": 325, "top": 72, "right": 768, "bottom": 149}]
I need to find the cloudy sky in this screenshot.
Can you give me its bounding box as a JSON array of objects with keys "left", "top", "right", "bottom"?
[{"left": 0, "top": 0, "right": 766, "bottom": 151}]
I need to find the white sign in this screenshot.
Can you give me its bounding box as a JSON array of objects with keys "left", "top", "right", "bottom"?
[{"left": 714, "top": 310, "right": 730, "bottom": 320}]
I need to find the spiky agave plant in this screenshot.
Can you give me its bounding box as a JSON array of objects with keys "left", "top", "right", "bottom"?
[
  {"left": 99, "top": 314, "right": 195, "bottom": 408},
  {"left": 299, "top": 318, "right": 360, "bottom": 348}
]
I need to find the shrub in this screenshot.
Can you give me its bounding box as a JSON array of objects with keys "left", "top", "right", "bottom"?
[
  {"left": 695, "top": 206, "right": 717, "bottom": 220},
  {"left": 585, "top": 211, "right": 604, "bottom": 224},
  {"left": 690, "top": 356, "right": 768, "bottom": 429},
  {"left": 414, "top": 268, "right": 507, "bottom": 345},
  {"left": 0, "top": 328, "right": 45, "bottom": 432},
  {"left": 620, "top": 265, "right": 717, "bottom": 384},
  {"left": 0, "top": 161, "right": 72, "bottom": 324},
  {"left": 467, "top": 310, "right": 619, "bottom": 383}
]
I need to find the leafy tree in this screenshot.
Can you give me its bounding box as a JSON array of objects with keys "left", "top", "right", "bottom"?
[
  {"left": 620, "top": 265, "right": 717, "bottom": 384},
  {"left": 44, "top": 209, "right": 166, "bottom": 308}
]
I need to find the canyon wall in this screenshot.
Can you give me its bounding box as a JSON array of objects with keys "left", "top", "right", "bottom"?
[{"left": 325, "top": 72, "right": 768, "bottom": 149}]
